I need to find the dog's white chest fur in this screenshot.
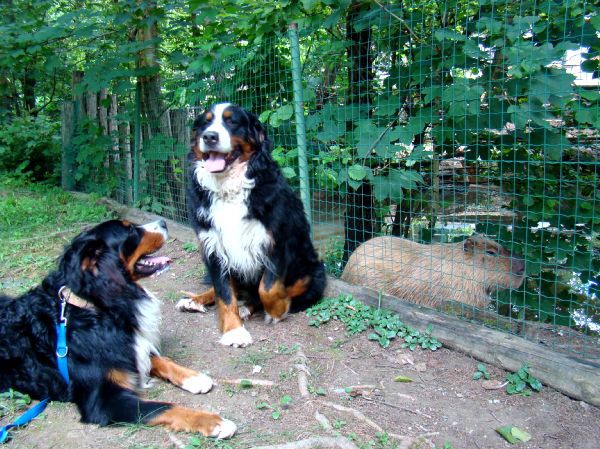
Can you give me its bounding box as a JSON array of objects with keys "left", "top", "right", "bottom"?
[
  {"left": 134, "top": 291, "right": 161, "bottom": 387},
  {"left": 195, "top": 161, "right": 271, "bottom": 281}
]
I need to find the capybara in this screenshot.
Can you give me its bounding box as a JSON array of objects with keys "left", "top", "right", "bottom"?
[{"left": 341, "top": 234, "right": 525, "bottom": 309}]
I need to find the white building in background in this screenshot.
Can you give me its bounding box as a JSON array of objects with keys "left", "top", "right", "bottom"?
[{"left": 564, "top": 48, "right": 599, "bottom": 87}]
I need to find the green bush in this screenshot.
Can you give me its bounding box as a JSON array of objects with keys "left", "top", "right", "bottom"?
[{"left": 0, "top": 115, "right": 61, "bottom": 182}]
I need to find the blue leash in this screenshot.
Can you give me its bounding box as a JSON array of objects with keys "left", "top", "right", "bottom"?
[{"left": 0, "top": 288, "right": 70, "bottom": 444}]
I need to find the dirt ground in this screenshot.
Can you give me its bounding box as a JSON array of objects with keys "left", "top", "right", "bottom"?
[{"left": 3, "top": 238, "right": 600, "bottom": 449}]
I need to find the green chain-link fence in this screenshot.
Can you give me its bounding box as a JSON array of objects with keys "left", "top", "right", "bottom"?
[{"left": 62, "top": 1, "right": 600, "bottom": 358}]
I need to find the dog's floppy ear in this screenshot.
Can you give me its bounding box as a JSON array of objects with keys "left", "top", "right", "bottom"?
[
  {"left": 60, "top": 236, "right": 129, "bottom": 300},
  {"left": 59, "top": 236, "right": 107, "bottom": 291},
  {"left": 249, "top": 112, "right": 270, "bottom": 153}
]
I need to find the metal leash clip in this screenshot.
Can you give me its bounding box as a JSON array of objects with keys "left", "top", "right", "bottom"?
[{"left": 56, "top": 286, "right": 69, "bottom": 358}]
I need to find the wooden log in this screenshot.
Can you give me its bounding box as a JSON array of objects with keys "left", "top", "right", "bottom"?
[
  {"left": 86, "top": 89, "right": 97, "bottom": 121},
  {"left": 70, "top": 193, "right": 196, "bottom": 244},
  {"left": 325, "top": 277, "right": 600, "bottom": 407},
  {"left": 98, "top": 88, "right": 108, "bottom": 135},
  {"left": 72, "top": 71, "right": 85, "bottom": 123}
]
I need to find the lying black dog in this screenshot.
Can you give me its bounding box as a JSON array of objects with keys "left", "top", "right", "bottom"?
[{"left": 0, "top": 219, "right": 235, "bottom": 438}]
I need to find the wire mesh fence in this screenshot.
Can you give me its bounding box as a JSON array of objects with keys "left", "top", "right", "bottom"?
[{"left": 62, "top": 1, "right": 600, "bottom": 358}]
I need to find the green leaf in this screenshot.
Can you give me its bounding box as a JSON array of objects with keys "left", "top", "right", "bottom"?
[
  {"left": 259, "top": 110, "right": 272, "bottom": 122},
  {"left": 271, "top": 410, "right": 281, "bottom": 420},
  {"left": 188, "top": 436, "right": 202, "bottom": 446},
  {"left": 317, "top": 119, "right": 346, "bottom": 142},
  {"left": 473, "top": 371, "right": 483, "bottom": 380},
  {"left": 372, "top": 175, "right": 400, "bottom": 202},
  {"left": 434, "top": 29, "right": 467, "bottom": 42},
  {"left": 348, "top": 164, "right": 367, "bottom": 181},
  {"left": 575, "top": 108, "right": 600, "bottom": 127},
  {"left": 279, "top": 395, "right": 292, "bottom": 406},
  {"left": 496, "top": 426, "right": 532, "bottom": 444},
  {"left": 388, "top": 125, "right": 414, "bottom": 145},
  {"left": 275, "top": 104, "right": 294, "bottom": 121},
  {"left": 394, "top": 375, "right": 413, "bottom": 383},
  {"left": 354, "top": 120, "right": 385, "bottom": 158},
  {"left": 282, "top": 167, "right": 296, "bottom": 179},
  {"left": 256, "top": 401, "right": 270, "bottom": 410},
  {"left": 239, "top": 379, "right": 253, "bottom": 389},
  {"left": 375, "top": 95, "right": 400, "bottom": 116},
  {"left": 528, "top": 377, "right": 543, "bottom": 392}
]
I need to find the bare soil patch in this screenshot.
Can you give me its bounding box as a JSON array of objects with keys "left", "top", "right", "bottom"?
[{"left": 3, "top": 238, "right": 599, "bottom": 449}]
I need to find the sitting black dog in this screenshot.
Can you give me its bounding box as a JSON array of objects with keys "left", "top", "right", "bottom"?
[{"left": 0, "top": 220, "right": 235, "bottom": 438}]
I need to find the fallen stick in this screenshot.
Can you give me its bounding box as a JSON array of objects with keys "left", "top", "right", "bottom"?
[
  {"left": 319, "top": 400, "right": 383, "bottom": 433},
  {"left": 217, "top": 378, "right": 275, "bottom": 387},
  {"left": 361, "top": 397, "right": 433, "bottom": 419},
  {"left": 315, "top": 410, "right": 333, "bottom": 431},
  {"left": 295, "top": 346, "right": 310, "bottom": 397},
  {"left": 249, "top": 436, "right": 360, "bottom": 449}
]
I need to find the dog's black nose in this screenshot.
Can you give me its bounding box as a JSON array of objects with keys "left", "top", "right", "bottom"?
[{"left": 202, "top": 131, "right": 219, "bottom": 146}]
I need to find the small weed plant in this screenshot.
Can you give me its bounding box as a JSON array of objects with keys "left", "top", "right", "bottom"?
[
  {"left": 255, "top": 395, "right": 293, "bottom": 421},
  {"left": 472, "top": 363, "right": 491, "bottom": 381},
  {"left": 182, "top": 242, "right": 198, "bottom": 252},
  {"left": 186, "top": 435, "right": 240, "bottom": 449},
  {"left": 0, "top": 389, "right": 31, "bottom": 419},
  {"left": 505, "top": 363, "right": 542, "bottom": 396},
  {"left": 306, "top": 295, "right": 442, "bottom": 350}
]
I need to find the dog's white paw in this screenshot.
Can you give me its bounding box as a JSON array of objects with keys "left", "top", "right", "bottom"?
[
  {"left": 176, "top": 298, "right": 207, "bottom": 313},
  {"left": 219, "top": 326, "right": 253, "bottom": 348},
  {"left": 264, "top": 312, "right": 287, "bottom": 324},
  {"left": 211, "top": 418, "right": 237, "bottom": 439},
  {"left": 238, "top": 304, "right": 252, "bottom": 320},
  {"left": 181, "top": 373, "right": 213, "bottom": 394}
]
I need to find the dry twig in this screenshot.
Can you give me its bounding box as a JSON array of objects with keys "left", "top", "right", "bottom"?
[
  {"left": 217, "top": 378, "right": 275, "bottom": 387},
  {"left": 295, "top": 346, "right": 310, "bottom": 397},
  {"left": 315, "top": 410, "right": 333, "bottom": 431},
  {"left": 249, "top": 437, "right": 360, "bottom": 449}
]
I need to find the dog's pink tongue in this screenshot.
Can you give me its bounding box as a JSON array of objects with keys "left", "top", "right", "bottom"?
[{"left": 204, "top": 152, "right": 226, "bottom": 172}]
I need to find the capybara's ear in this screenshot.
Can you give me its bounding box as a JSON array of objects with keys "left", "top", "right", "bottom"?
[{"left": 463, "top": 236, "right": 475, "bottom": 253}]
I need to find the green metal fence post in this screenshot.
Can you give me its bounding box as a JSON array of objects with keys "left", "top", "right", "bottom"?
[
  {"left": 133, "top": 80, "right": 141, "bottom": 204},
  {"left": 288, "top": 23, "right": 312, "bottom": 225}
]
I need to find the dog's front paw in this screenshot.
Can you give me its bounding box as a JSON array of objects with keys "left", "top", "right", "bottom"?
[
  {"left": 211, "top": 418, "right": 237, "bottom": 439},
  {"left": 238, "top": 304, "right": 252, "bottom": 320},
  {"left": 219, "top": 326, "right": 253, "bottom": 348},
  {"left": 181, "top": 373, "right": 213, "bottom": 394},
  {"left": 176, "top": 297, "right": 207, "bottom": 313},
  {"left": 264, "top": 312, "right": 288, "bottom": 324}
]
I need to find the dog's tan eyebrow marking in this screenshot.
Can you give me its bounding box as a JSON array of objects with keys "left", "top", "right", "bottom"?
[
  {"left": 205, "top": 112, "right": 213, "bottom": 121},
  {"left": 223, "top": 110, "right": 233, "bottom": 119}
]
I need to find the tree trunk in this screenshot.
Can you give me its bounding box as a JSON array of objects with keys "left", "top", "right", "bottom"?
[
  {"left": 135, "top": 1, "right": 181, "bottom": 219},
  {"left": 22, "top": 72, "right": 36, "bottom": 114},
  {"left": 61, "top": 102, "right": 76, "bottom": 190}
]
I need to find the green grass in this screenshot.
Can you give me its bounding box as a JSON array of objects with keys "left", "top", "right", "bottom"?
[{"left": 0, "top": 177, "right": 114, "bottom": 294}]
